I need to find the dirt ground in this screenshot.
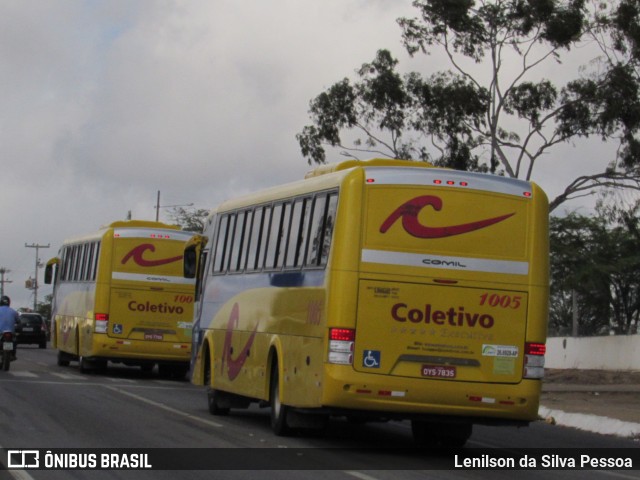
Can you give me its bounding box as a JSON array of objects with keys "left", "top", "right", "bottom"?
[{"left": 541, "top": 369, "right": 640, "bottom": 426}]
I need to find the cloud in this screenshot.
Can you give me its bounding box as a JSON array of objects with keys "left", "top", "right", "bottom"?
[
  {"left": 0, "top": 0, "right": 416, "bottom": 308},
  {"left": 0, "top": 0, "right": 625, "bottom": 309}
]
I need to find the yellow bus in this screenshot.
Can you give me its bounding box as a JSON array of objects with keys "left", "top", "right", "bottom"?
[
  {"left": 186, "top": 159, "right": 549, "bottom": 446},
  {"left": 45, "top": 220, "right": 196, "bottom": 378}
]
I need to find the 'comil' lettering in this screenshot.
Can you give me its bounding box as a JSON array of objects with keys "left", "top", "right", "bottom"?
[{"left": 391, "top": 303, "right": 494, "bottom": 328}]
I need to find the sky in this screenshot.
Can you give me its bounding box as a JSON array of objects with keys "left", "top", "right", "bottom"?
[{"left": 0, "top": 0, "right": 621, "bottom": 310}]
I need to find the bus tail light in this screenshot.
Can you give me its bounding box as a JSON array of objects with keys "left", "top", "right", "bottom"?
[
  {"left": 328, "top": 328, "right": 355, "bottom": 365},
  {"left": 95, "top": 313, "right": 109, "bottom": 334},
  {"left": 523, "top": 342, "right": 545, "bottom": 379}
]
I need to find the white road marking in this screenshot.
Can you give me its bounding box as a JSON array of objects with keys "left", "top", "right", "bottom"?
[
  {"left": 9, "top": 371, "right": 38, "bottom": 378},
  {"left": 106, "top": 377, "right": 136, "bottom": 383},
  {"left": 104, "top": 386, "right": 223, "bottom": 428},
  {"left": 345, "top": 471, "right": 381, "bottom": 480},
  {"left": 50, "top": 372, "right": 88, "bottom": 380}
]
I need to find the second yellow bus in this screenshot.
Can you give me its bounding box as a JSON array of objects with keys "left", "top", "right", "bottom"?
[{"left": 45, "top": 220, "right": 196, "bottom": 378}]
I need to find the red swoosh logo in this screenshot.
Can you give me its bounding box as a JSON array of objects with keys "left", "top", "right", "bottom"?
[
  {"left": 380, "top": 195, "right": 515, "bottom": 238},
  {"left": 121, "top": 244, "right": 182, "bottom": 267},
  {"left": 221, "top": 303, "right": 258, "bottom": 381}
]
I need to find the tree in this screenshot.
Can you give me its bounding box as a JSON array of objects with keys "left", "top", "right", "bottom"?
[
  {"left": 297, "top": 0, "right": 640, "bottom": 211},
  {"left": 167, "top": 206, "right": 209, "bottom": 233},
  {"left": 35, "top": 294, "right": 52, "bottom": 321},
  {"left": 549, "top": 203, "right": 640, "bottom": 336}
]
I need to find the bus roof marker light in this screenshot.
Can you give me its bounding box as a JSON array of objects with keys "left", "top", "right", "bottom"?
[
  {"left": 523, "top": 191, "right": 532, "bottom": 197},
  {"left": 366, "top": 178, "right": 375, "bottom": 183},
  {"left": 460, "top": 181, "right": 469, "bottom": 187},
  {"left": 434, "top": 180, "right": 442, "bottom": 185}
]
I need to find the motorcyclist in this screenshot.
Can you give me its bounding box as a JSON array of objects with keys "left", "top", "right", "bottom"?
[{"left": 0, "top": 296, "right": 19, "bottom": 359}]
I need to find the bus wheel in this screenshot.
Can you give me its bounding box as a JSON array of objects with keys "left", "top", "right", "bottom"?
[
  {"left": 140, "top": 363, "right": 154, "bottom": 375},
  {"left": 79, "top": 356, "right": 92, "bottom": 374},
  {"left": 269, "top": 362, "right": 291, "bottom": 436},
  {"left": 57, "top": 351, "right": 70, "bottom": 367},
  {"left": 171, "top": 365, "right": 189, "bottom": 380},
  {"left": 207, "top": 389, "right": 230, "bottom": 416},
  {"left": 411, "top": 420, "right": 472, "bottom": 447}
]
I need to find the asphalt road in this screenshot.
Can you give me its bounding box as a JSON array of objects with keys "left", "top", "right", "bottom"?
[{"left": 0, "top": 346, "right": 637, "bottom": 480}]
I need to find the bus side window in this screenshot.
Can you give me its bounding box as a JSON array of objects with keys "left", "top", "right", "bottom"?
[
  {"left": 59, "top": 247, "right": 69, "bottom": 281},
  {"left": 285, "top": 197, "right": 309, "bottom": 269},
  {"left": 228, "top": 211, "right": 247, "bottom": 273},
  {"left": 320, "top": 193, "right": 338, "bottom": 266},
  {"left": 256, "top": 205, "right": 272, "bottom": 271},
  {"left": 81, "top": 243, "right": 91, "bottom": 281},
  {"left": 69, "top": 245, "right": 78, "bottom": 282},
  {"left": 84, "top": 243, "right": 94, "bottom": 281},
  {"left": 92, "top": 242, "right": 101, "bottom": 280},
  {"left": 296, "top": 198, "right": 312, "bottom": 267},
  {"left": 275, "top": 202, "right": 292, "bottom": 269},
  {"left": 306, "top": 194, "right": 327, "bottom": 267},
  {"left": 213, "top": 215, "right": 230, "bottom": 274},
  {"left": 246, "top": 206, "right": 264, "bottom": 271},
  {"left": 265, "top": 204, "right": 284, "bottom": 270}
]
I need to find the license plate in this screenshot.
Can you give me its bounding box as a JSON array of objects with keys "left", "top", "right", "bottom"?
[
  {"left": 422, "top": 365, "right": 456, "bottom": 378},
  {"left": 3, "top": 342, "right": 13, "bottom": 351},
  {"left": 22, "top": 327, "right": 33, "bottom": 332}
]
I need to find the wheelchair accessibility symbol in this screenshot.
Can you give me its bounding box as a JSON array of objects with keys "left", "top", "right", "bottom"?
[{"left": 363, "top": 350, "right": 381, "bottom": 368}]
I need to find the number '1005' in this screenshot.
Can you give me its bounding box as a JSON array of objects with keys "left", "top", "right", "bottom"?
[{"left": 479, "top": 293, "right": 522, "bottom": 309}]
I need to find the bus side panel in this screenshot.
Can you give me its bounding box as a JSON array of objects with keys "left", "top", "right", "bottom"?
[
  {"left": 52, "top": 282, "right": 96, "bottom": 356},
  {"left": 198, "top": 276, "right": 326, "bottom": 407}
]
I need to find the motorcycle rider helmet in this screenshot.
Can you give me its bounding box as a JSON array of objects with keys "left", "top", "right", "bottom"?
[{"left": 0, "top": 296, "right": 9, "bottom": 306}]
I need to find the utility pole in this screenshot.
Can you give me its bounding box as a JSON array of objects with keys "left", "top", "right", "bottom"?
[
  {"left": 25, "top": 243, "right": 50, "bottom": 311},
  {"left": 0, "top": 268, "right": 12, "bottom": 297},
  {"left": 155, "top": 190, "right": 161, "bottom": 222}
]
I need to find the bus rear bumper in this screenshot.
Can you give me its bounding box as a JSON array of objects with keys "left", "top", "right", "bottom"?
[
  {"left": 321, "top": 368, "right": 541, "bottom": 423},
  {"left": 89, "top": 339, "right": 191, "bottom": 364}
]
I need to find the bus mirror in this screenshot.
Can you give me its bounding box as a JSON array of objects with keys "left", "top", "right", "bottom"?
[
  {"left": 183, "top": 235, "right": 207, "bottom": 279},
  {"left": 184, "top": 247, "right": 198, "bottom": 279},
  {"left": 44, "top": 258, "right": 60, "bottom": 285}
]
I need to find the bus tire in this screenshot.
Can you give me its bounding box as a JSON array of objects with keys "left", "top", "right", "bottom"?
[
  {"left": 57, "top": 351, "right": 70, "bottom": 367},
  {"left": 203, "top": 351, "right": 229, "bottom": 415},
  {"left": 79, "top": 356, "right": 91, "bottom": 374},
  {"left": 171, "top": 365, "right": 189, "bottom": 380},
  {"left": 411, "top": 420, "right": 472, "bottom": 448},
  {"left": 269, "top": 361, "right": 291, "bottom": 436},
  {"left": 207, "top": 389, "right": 230, "bottom": 416},
  {"left": 140, "top": 363, "right": 154, "bottom": 374}
]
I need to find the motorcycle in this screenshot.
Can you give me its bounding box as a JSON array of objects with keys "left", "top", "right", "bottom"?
[{"left": 0, "top": 331, "right": 14, "bottom": 371}]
